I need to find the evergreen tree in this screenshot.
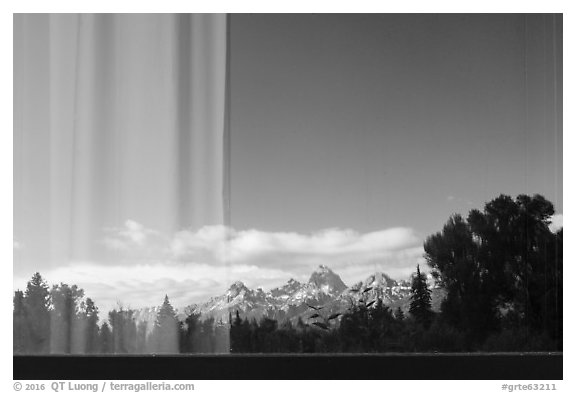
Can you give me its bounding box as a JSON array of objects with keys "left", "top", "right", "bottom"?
[
  {"left": 178, "top": 321, "right": 188, "bottom": 353},
  {"left": 49, "top": 283, "right": 85, "bottom": 353},
  {"left": 338, "top": 302, "right": 368, "bottom": 352},
  {"left": 182, "top": 312, "right": 200, "bottom": 353},
  {"left": 151, "top": 295, "right": 179, "bottom": 353},
  {"left": 23, "top": 273, "right": 51, "bottom": 353},
  {"left": 409, "top": 265, "right": 433, "bottom": 328},
  {"left": 199, "top": 317, "right": 216, "bottom": 353},
  {"left": 13, "top": 290, "right": 30, "bottom": 353},
  {"left": 367, "top": 300, "right": 398, "bottom": 351},
  {"left": 241, "top": 317, "right": 252, "bottom": 352},
  {"left": 229, "top": 310, "right": 255, "bottom": 353},
  {"left": 214, "top": 319, "right": 230, "bottom": 353},
  {"left": 230, "top": 310, "right": 244, "bottom": 353}
]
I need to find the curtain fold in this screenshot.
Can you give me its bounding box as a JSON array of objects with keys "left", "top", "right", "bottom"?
[
  {"left": 14, "top": 13, "right": 227, "bottom": 267},
  {"left": 14, "top": 13, "right": 229, "bottom": 354}
]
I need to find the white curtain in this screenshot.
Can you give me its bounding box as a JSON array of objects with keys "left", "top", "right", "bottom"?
[{"left": 14, "top": 14, "right": 229, "bottom": 354}]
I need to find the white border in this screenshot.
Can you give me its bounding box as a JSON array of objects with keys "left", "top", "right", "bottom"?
[{"left": 2, "top": 1, "right": 572, "bottom": 390}]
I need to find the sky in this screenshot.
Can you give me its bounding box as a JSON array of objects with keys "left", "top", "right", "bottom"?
[
  {"left": 13, "top": 14, "right": 563, "bottom": 316},
  {"left": 230, "top": 14, "right": 562, "bottom": 234}
]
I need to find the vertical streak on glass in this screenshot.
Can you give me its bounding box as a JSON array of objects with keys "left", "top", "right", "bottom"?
[
  {"left": 223, "top": 14, "right": 232, "bottom": 294},
  {"left": 223, "top": 13, "right": 232, "bottom": 339},
  {"left": 551, "top": 13, "right": 560, "bottom": 342},
  {"left": 224, "top": 14, "right": 231, "bottom": 232},
  {"left": 69, "top": 14, "right": 81, "bottom": 262},
  {"left": 523, "top": 14, "right": 528, "bottom": 195},
  {"left": 176, "top": 14, "right": 192, "bottom": 231}
]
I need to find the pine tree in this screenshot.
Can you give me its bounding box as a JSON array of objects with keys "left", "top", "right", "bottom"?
[
  {"left": 49, "top": 283, "right": 85, "bottom": 353},
  {"left": 23, "top": 273, "right": 51, "bottom": 353},
  {"left": 409, "top": 265, "right": 433, "bottom": 327},
  {"left": 13, "top": 290, "right": 30, "bottom": 353},
  {"left": 182, "top": 312, "right": 200, "bottom": 353},
  {"left": 230, "top": 310, "right": 243, "bottom": 353},
  {"left": 200, "top": 317, "right": 216, "bottom": 353},
  {"left": 151, "top": 295, "right": 179, "bottom": 353},
  {"left": 214, "top": 319, "right": 230, "bottom": 353}
]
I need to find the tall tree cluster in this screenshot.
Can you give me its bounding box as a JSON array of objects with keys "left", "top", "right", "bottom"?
[
  {"left": 424, "top": 194, "right": 562, "bottom": 348},
  {"left": 14, "top": 273, "right": 51, "bottom": 353},
  {"left": 13, "top": 273, "right": 232, "bottom": 355},
  {"left": 13, "top": 274, "right": 102, "bottom": 354}
]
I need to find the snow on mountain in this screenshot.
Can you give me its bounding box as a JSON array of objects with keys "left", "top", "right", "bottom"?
[
  {"left": 307, "top": 264, "right": 348, "bottom": 296},
  {"left": 184, "top": 280, "right": 277, "bottom": 322},
  {"left": 138, "top": 265, "right": 445, "bottom": 325},
  {"left": 276, "top": 265, "right": 348, "bottom": 310},
  {"left": 341, "top": 271, "right": 411, "bottom": 306},
  {"left": 182, "top": 266, "right": 347, "bottom": 322},
  {"left": 185, "top": 265, "right": 414, "bottom": 322},
  {"left": 269, "top": 278, "right": 304, "bottom": 300}
]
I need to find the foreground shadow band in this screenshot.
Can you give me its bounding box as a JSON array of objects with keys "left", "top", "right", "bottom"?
[{"left": 14, "top": 353, "right": 562, "bottom": 380}]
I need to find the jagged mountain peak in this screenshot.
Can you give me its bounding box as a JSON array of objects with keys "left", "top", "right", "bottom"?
[
  {"left": 227, "top": 281, "right": 248, "bottom": 297},
  {"left": 364, "top": 272, "right": 398, "bottom": 288},
  {"left": 308, "top": 265, "right": 347, "bottom": 295},
  {"left": 315, "top": 264, "right": 331, "bottom": 273},
  {"left": 348, "top": 272, "right": 398, "bottom": 291},
  {"left": 230, "top": 280, "right": 246, "bottom": 288},
  {"left": 269, "top": 278, "right": 304, "bottom": 298},
  {"left": 183, "top": 266, "right": 444, "bottom": 324}
]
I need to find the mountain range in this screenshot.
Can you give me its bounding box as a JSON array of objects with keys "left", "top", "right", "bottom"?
[{"left": 174, "top": 265, "right": 444, "bottom": 325}]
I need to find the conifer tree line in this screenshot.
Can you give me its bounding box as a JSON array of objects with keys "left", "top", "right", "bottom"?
[
  {"left": 13, "top": 276, "right": 230, "bottom": 354},
  {"left": 14, "top": 194, "right": 562, "bottom": 353}
]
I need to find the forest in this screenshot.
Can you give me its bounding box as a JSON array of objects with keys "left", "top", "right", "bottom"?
[{"left": 13, "top": 194, "right": 563, "bottom": 354}]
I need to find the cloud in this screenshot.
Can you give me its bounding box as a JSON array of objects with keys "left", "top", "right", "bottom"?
[
  {"left": 57, "top": 220, "right": 426, "bottom": 316},
  {"left": 549, "top": 213, "right": 563, "bottom": 232},
  {"left": 102, "top": 220, "right": 424, "bottom": 282},
  {"left": 103, "top": 221, "right": 423, "bottom": 273},
  {"left": 13, "top": 262, "right": 294, "bottom": 318},
  {"left": 102, "top": 220, "right": 168, "bottom": 259},
  {"left": 171, "top": 226, "right": 419, "bottom": 258}
]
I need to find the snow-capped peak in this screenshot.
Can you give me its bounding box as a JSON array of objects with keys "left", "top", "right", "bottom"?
[
  {"left": 182, "top": 266, "right": 442, "bottom": 325},
  {"left": 227, "top": 281, "right": 248, "bottom": 297},
  {"left": 363, "top": 272, "right": 397, "bottom": 289},
  {"left": 269, "top": 278, "right": 304, "bottom": 298},
  {"left": 308, "top": 265, "right": 347, "bottom": 295}
]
